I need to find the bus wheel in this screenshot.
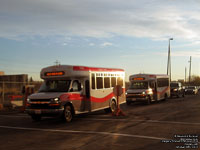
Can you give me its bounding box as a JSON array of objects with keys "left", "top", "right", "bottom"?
[
  {"left": 176, "top": 93, "right": 180, "bottom": 98},
  {"left": 164, "top": 94, "right": 168, "bottom": 101},
  {"left": 182, "top": 93, "right": 185, "bottom": 97},
  {"left": 146, "top": 96, "right": 152, "bottom": 105},
  {"left": 104, "top": 108, "right": 111, "bottom": 113},
  {"left": 126, "top": 100, "right": 131, "bottom": 105},
  {"left": 110, "top": 100, "right": 117, "bottom": 113},
  {"left": 31, "top": 115, "right": 41, "bottom": 121},
  {"left": 63, "top": 105, "right": 73, "bottom": 122}
]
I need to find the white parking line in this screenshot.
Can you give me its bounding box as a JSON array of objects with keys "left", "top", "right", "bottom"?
[
  {"left": 85, "top": 118, "right": 200, "bottom": 126},
  {"left": 0, "top": 114, "right": 200, "bottom": 126},
  {"left": 0, "top": 125, "right": 167, "bottom": 141}
]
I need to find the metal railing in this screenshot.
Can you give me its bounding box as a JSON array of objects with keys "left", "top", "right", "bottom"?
[{"left": 0, "top": 81, "right": 42, "bottom": 108}]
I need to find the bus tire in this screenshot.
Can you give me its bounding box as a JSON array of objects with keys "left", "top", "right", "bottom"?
[
  {"left": 146, "top": 96, "right": 152, "bottom": 105},
  {"left": 63, "top": 104, "right": 73, "bottom": 122},
  {"left": 31, "top": 115, "right": 41, "bottom": 121},
  {"left": 164, "top": 94, "right": 168, "bottom": 101},
  {"left": 177, "top": 92, "right": 180, "bottom": 98},
  {"left": 110, "top": 100, "right": 117, "bottom": 113},
  {"left": 182, "top": 92, "right": 185, "bottom": 97},
  {"left": 126, "top": 100, "right": 131, "bottom": 105},
  {"left": 104, "top": 108, "right": 111, "bottom": 113}
]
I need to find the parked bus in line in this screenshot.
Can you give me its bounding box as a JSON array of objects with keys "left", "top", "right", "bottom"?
[
  {"left": 126, "top": 74, "right": 170, "bottom": 105},
  {"left": 26, "top": 65, "right": 125, "bottom": 122}
]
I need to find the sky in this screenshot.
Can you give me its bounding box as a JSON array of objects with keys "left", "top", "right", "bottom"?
[{"left": 0, "top": 0, "right": 200, "bottom": 81}]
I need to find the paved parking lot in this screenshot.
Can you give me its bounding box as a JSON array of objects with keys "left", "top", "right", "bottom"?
[{"left": 0, "top": 94, "right": 199, "bottom": 150}]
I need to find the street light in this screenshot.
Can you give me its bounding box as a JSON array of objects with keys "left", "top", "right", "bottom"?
[{"left": 167, "top": 38, "right": 173, "bottom": 82}]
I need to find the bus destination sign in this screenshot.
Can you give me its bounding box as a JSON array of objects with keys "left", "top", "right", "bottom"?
[
  {"left": 45, "top": 71, "right": 65, "bottom": 76},
  {"left": 132, "top": 77, "right": 145, "bottom": 81}
]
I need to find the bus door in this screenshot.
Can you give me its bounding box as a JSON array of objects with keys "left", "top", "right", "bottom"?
[
  {"left": 70, "top": 80, "right": 84, "bottom": 111},
  {"left": 154, "top": 82, "right": 158, "bottom": 101},
  {"left": 78, "top": 79, "right": 91, "bottom": 112},
  {"left": 83, "top": 80, "right": 91, "bottom": 112},
  {"left": 150, "top": 81, "right": 157, "bottom": 101}
]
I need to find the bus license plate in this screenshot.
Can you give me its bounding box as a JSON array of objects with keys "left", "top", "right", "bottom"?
[
  {"left": 35, "top": 110, "right": 41, "bottom": 114},
  {"left": 132, "top": 98, "right": 136, "bottom": 101}
]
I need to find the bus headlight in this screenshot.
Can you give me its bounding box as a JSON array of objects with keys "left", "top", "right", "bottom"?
[
  {"left": 145, "top": 88, "right": 153, "bottom": 94},
  {"left": 27, "top": 98, "right": 30, "bottom": 103},
  {"left": 51, "top": 97, "right": 60, "bottom": 103},
  {"left": 54, "top": 98, "right": 59, "bottom": 101}
]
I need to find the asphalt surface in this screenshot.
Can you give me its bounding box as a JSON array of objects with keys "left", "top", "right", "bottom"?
[{"left": 0, "top": 93, "right": 200, "bottom": 150}]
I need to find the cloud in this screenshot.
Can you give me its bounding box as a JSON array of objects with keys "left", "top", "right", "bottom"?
[
  {"left": 0, "top": 0, "right": 200, "bottom": 42},
  {"left": 101, "top": 42, "right": 113, "bottom": 47},
  {"left": 62, "top": 43, "right": 67, "bottom": 46},
  {"left": 89, "top": 43, "right": 95, "bottom": 46}
]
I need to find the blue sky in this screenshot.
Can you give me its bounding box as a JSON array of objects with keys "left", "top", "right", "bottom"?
[{"left": 0, "top": 0, "right": 200, "bottom": 81}]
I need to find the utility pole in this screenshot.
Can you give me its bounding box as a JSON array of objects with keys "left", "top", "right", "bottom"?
[
  {"left": 167, "top": 38, "right": 173, "bottom": 82},
  {"left": 2, "top": 82, "right": 4, "bottom": 106},
  {"left": 188, "top": 56, "right": 192, "bottom": 84},
  {"left": 185, "top": 67, "right": 187, "bottom": 83}
]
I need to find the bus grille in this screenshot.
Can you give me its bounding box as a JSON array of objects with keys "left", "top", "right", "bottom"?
[
  {"left": 127, "top": 93, "right": 145, "bottom": 98},
  {"left": 30, "top": 104, "right": 50, "bottom": 109},
  {"left": 30, "top": 99, "right": 51, "bottom": 102}
]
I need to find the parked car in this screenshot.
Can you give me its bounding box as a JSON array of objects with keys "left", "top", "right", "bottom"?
[
  {"left": 170, "top": 82, "right": 185, "bottom": 98},
  {"left": 185, "top": 86, "right": 198, "bottom": 95}
]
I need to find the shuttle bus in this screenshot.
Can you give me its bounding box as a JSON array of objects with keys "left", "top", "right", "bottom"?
[
  {"left": 126, "top": 74, "right": 170, "bottom": 105},
  {"left": 26, "top": 65, "right": 125, "bottom": 122}
]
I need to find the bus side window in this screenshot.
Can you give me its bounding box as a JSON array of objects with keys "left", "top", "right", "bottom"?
[
  {"left": 91, "top": 73, "right": 95, "bottom": 89},
  {"left": 104, "top": 77, "right": 110, "bottom": 88},
  {"left": 85, "top": 80, "right": 90, "bottom": 98},
  {"left": 117, "top": 77, "right": 123, "bottom": 87},
  {"left": 157, "top": 78, "right": 169, "bottom": 87},
  {"left": 97, "top": 77, "right": 103, "bottom": 89},
  {"left": 71, "top": 80, "right": 81, "bottom": 92},
  {"left": 111, "top": 77, "right": 116, "bottom": 87}
]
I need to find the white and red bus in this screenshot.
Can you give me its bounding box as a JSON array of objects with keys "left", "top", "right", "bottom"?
[
  {"left": 126, "top": 74, "right": 170, "bottom": 105},
  {"left": 26, "top": 65, "right": 125, "bottom": 122}
]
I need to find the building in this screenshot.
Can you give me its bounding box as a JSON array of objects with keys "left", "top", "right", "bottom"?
[
  {"left": 0, "top": 74, "right": 28, "bottom": 83},
  {"left": 0, "top": 71, "right": 4, "bottom": 75},
  {"left": 0, "top": 74, "right": 28, "bottom": 106}
]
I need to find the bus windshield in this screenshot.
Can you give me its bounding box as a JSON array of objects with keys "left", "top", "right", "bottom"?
[
  {"left": 38, "top": 80, "right": 71, "bottom": 92},
  {"left": 129, "top": 81, "right": 148, "bottom": 89},
  {"left": 170, "top": 83, "right": 179, "bottom": 87},
  {"left": 187, "top": 86, "right": 195, "bottom": 89}
]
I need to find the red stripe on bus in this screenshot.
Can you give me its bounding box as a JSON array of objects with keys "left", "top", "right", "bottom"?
[
  {"left": 60, "top": 91, "right": 124, "bottom": 103},
  {"left": 73, "top": 66, "right": 124, "bottom": 72},
  {"left": 156, "top": 87, "right": 170, "bottom": 95},
  {"left": 90, "top": 93, "right": 115, "bottom": 103}
]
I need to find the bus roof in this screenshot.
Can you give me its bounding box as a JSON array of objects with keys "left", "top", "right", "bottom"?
[
  {"left": 73, "top": 65, "right": 124, "bottom": 72},
  {"left": 41, "top": 65, "right": 124, "bottom": 79},
  {"left": 129, "top": 73, "right": 169, "bottom": 81}
]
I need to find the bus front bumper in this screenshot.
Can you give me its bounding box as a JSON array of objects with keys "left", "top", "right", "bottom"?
[
  {"left": 26, "top": 108, "right": 64, "bottom": 116},
  {"left": 126, "top": 94, "right": 150, "bottom": 102}
]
